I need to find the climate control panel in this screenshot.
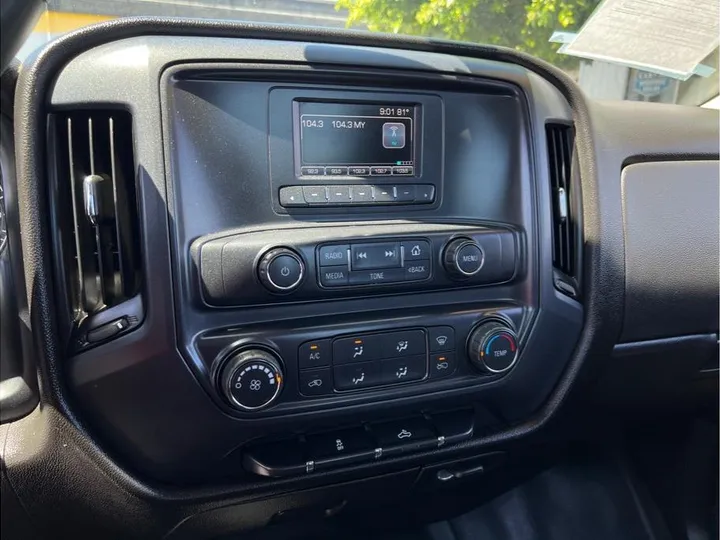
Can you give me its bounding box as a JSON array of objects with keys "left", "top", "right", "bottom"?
[
  {"left": 295, "top": 327, "right": 456, "bottom": 398},
  {"left": 204, "top": 311, "right": 522, "bottom": 414}
]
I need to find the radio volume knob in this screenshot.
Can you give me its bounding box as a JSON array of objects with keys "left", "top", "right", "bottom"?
[
  {"left": 443, "top": 238, "right": 484, "bottom": 280},
  {"left": 220, "top": 349, "right": 285, "bottom": 411},
  {"left": 258, "top": 247, "right": 305, "bottom": 293},
  {"left": 467, "top": 321, "right": 518, "bottom": 374}
]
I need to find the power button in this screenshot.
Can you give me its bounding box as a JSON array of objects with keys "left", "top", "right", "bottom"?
[{"left": 258, "top": 248, "right": 305, "bottom": 293}]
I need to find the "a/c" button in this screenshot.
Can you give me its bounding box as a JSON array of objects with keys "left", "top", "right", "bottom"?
[{"left": 298, "top": 339, "right": 331, "bottom": 369}]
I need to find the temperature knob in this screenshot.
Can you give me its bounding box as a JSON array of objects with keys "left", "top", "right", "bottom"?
[
  {"left": 220, "top": 349, "right": 285, "bottom": 411},
  {"left": 467, "top": 321, "right": 518, "bottom": 374}
]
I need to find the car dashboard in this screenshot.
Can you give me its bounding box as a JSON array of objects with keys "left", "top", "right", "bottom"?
[{"left": 0, "top": 18, "right": 717, "bottom": 540}]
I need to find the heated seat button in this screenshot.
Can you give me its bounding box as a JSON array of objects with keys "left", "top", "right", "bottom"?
[
  {"left": 379, "top": 355, "right": 426, "bottom": 384},
  {"left": 333, "top": 361, "right": 382, "bottom": 390},
  {"left": 298, "top": 339, "right": 331, "bottom": 369},
  {"left": 307, "top": 427, "right": 376, "bottom": 469},
  {"left": 298, "top": 368, "right": 333, "bottom": 396},
  {"left": 370, "top": 417, "right": 438, "bottom": 457}
]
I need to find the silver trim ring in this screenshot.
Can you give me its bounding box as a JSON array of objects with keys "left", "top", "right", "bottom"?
[
  {"left": 224, "top": 353, "right": 284, "bottom": 411},
  {"left": 454, "top": 241, "right": 485, "bottom": 276},
  {"left": 480, "top": 330, "right": 519, "bottom": 374},
  {"left": 265, "top": 250, "right": 305, "bottom": 291}
]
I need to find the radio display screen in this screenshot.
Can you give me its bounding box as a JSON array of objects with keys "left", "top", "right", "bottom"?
[{"left": 296, "top": 102, "right": 418, "bottom": 176}]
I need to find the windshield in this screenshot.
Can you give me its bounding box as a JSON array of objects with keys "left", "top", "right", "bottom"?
[{"left": 18, "top": 0, "right": 720, "bottom": 107}]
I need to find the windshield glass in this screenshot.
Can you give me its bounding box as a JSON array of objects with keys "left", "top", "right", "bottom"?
[{"left": 18, "top": 0, "right": 720, "bottom": 107}]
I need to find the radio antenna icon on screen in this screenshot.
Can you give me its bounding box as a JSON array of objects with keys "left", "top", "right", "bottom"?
[{"left": 382, "top": 122, "right": 406, "bottom": 149}]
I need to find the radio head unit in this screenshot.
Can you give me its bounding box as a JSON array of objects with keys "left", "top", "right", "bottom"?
[{"left": 268, "top": 88, "right": 443, "bottom": 213}]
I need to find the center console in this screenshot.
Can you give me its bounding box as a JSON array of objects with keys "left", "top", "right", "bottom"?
[
  {"left": 159, "top": 58, "right": 577, "bottom": 476},
  {"left": 155, "top": 57, "right": 582, "bottom": 480},
  {"left": 45, "top": 37, "right": 582, "bottom": 486}
]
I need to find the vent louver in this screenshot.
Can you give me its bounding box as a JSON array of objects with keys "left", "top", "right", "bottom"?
[
  {"left": 53, "top": 111, "right": 142, "bottom": 347},
  {"left": 546, "top": 124, "right": 578, "bottom": 296}
]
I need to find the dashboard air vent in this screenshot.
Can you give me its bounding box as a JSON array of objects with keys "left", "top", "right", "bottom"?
[
  {"left": 52, "top": 111, "right": 142, "bottom": 348},
  {"left": 546, "top": 123, "right": 578, "bottom": 296}
]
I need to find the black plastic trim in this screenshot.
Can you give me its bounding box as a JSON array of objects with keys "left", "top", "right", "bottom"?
[{"left": 0, "top": 78, "right": 38, "bottom": 423}]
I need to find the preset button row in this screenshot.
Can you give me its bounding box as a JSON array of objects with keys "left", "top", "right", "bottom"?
[
  {"left": 300, "top": 166, "right": 414, "bottom": 177},
  {"left": 279, "top": 184, "right": 435, "bottom": 207}
]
